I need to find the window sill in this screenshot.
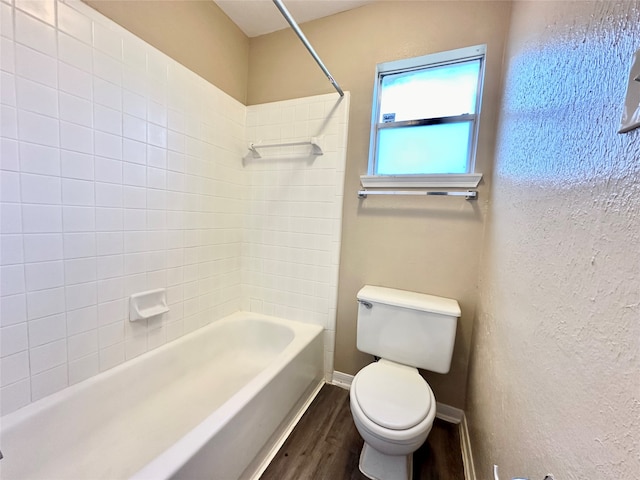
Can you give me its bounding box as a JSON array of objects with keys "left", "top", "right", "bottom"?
[{"left": 360, "top": 173, "right": 482, "bottom": 188}]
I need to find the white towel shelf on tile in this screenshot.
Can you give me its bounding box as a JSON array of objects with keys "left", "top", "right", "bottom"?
[{"left": 248, "top": 136, "right": 324, "bottom": 158}]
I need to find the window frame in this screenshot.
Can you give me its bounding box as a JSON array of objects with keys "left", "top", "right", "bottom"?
[{"left": 362, "top": 44, "right": 487, "bottom": 188}]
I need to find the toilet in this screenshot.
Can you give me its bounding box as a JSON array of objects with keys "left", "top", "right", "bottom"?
[{"left": 350, "top": 285, "right": 460, "bottom": 480}]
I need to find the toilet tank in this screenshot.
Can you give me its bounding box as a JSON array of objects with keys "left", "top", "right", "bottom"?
[{"left": 356, "top": 286, "right": 460, "bottom": 374}]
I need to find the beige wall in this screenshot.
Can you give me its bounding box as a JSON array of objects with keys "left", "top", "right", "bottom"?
[
  {"left": 249, "top": 1, "right": 512, "bottom": 409},
  {"left": 467, "top": 1, "right": 640, "bottom": 478},
  {"left": 83, "top": 0, "right": 249, "bottom": 104}
]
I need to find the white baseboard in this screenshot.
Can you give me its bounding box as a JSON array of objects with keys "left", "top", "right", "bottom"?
[
  {"left": 332, "top": 371, "right": 464, "bottom": 424},
  {"left": 331, "top": 370, "right": 353, "bottom": 390},
  {"left": 435, "top": 402, "right": 464, "bottom": 424},
  {"left": 459, "top": 413, "right": 476, "bottom": 480}
]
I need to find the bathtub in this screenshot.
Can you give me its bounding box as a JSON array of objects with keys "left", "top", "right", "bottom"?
[{"left": 0, "top": 312, "right": 324, "bottom": 479}]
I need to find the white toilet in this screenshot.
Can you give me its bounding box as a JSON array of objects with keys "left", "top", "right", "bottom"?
[{"left": 350, "top": 285, "right": 460, "bottom": 480}]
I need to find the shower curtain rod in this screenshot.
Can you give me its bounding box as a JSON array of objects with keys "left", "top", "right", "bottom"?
[{"left": 272, "top": 0, "right": 345, "bottom": 97}]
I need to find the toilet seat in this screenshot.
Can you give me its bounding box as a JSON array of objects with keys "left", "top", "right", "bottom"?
[{"left": 353, "top": 359, "right": 432, "bottom": 430}]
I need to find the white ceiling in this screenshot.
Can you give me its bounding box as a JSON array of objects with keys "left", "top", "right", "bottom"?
[{"left": 214, "top": 0, "right": 376, "bottom": 38}]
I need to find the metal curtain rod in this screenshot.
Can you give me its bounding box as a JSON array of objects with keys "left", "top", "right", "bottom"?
[{"left": 272, "top": 0, "right": 345, "bottom": 97}]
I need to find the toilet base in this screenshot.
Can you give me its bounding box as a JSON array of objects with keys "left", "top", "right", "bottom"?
[{"left": 358, "top": 443, "right": 413, "bottom": 480}]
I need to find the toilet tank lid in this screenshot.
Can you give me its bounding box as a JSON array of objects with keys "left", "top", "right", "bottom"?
[{"left": 357, "top": 286, "right": 461, "bottom": 317}]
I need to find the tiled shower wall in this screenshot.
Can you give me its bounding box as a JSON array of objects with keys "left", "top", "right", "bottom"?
[
  {"left": 0, "top": 0, "right": 246, "bottom": 414},
  {"left": 0, "top": 0, "right": 347, "bottom": 415},
  {"left": 243, "top": 94, "right": 349, "bottom": 379}
]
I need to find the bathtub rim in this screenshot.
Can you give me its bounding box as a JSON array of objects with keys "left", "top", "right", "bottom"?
[
  {"left": 0, "top": 311, "right": 322, "bottom": 434},
  {"left": 130, "top": 312, "right": 323, "bottom": 479}
]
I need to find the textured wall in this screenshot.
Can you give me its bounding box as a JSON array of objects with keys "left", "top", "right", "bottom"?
[
  {"left": 248, "top": 1, "right": 512, "bottom": 409},
  {"left": 467, "top": 1, "right": 640, "bottom": 479}
]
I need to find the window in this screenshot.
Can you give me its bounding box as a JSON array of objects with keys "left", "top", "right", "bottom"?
[{"left": 362, "top": 45, "right": 486, "bottom": 188}]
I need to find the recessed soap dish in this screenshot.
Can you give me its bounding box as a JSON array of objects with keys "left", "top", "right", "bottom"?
[{"left": 129, "top": 288, "right": 169, "bottom": 321}]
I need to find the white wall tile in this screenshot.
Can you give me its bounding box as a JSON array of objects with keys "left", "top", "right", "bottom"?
[
  {"left": 65, "top": 281, "right": 96, "bottom": 311},
  {"left": 1, "top": 264, "right": 25, "bottom": 296},
  {"left": 30, "top": 338, "right": 66, "bottom": 374},
  {"left": 1, "top": 351, "right": 29, "bottom": 386},
  {"left": 123, "top": 208, "right": 145, "bottom": 230},
  {"left": 68, "top": 329, "right": 97, "bottom": 361},
  {"left": 59, "top": 62, "right": 92, "bottom": 100},
  {"left": 92, "top": 21, "right": 122, "bottom": 60},
  {"left": 63, "top": 232, "right": 96, "bottom": 259},
  {"left": 15, "top": 9, "right": 56, "bottom": 56},
  {"left": 61, "top": 150, "right": 94, "bottom": 180},
  {"left": 123, "top": 162, "right": 146, "bottom": 187},
  {"left": 62, "top": 178, "right": 94, "bottom": 206},
  {"left": 1, "top": 3, "right": 14, "bottom": 41},
  {"left": 16, "top": 76, "right": 58, "bottom": 117},
  {"left": 1, "top": 323, "right": 28, "bottom": 356},
  {"left": 1, "top": 203, "right": 22, "bottom": 233},
  {"left": 18, "top": 109, "right": 58, "bottom": 147},
  {"left": 99, "top": 341, "right": 124, "bottom": 371},
  {"left": 20, "top": 173, "right": 61, "bottom": 204},
  {"left": 64, "top": 257, "right": 96, "bottom": 285},
  {"left": 60, "top": 121, "right": 93, "bottom": 154},
  {"left": 94, "top": 104, "right": 122, "bottom": 136},
  {"left": 123, "top": 114, "right": 146, "bottom": 142},
  {"left": 57, "top": 2, "right": 92, "bottom": 45},
  {"left": 146, "top": 145, "right": 166, "bottom": 170},
  {"left": 26, "top": 288, "right": 65, "bottom": 321},
  {"left": 96, "top": 254, "right": 123, "bottom": 280},
  {"left": 66, "top": 304, "right": 97, "bottom": 335},
  {"left": 23, "top": 233, "right": 62, "bottom": 263},
  {"left": 95, "top": 207, "right": 123, "bottom": 231},
  {"left": 95, "top": 182, "right": 122, "bottom": 208},
  {"left": 1, "top": 138, "right": 19, "bottom": 171},
  {"left": 123, "top": 138, "right": 146, "bottom": 165},
  {"left": 59, "top": 92, "right": 92, "bottom": 127},
  {"left": 19, "top": 141, "right": 60, "bottom": 176},
  {"left": 96, "top": 231, "right": 123, "bottom": 256},
  {"left": 30, "top": 364, "right": 67, "bottom": 401},
  {"left": 1, "top": 235, "right": 24, "bottom": 265},
  {"left": 63, "top": 206, "right": 95, "bottom": 232},
  {"left": 94, "top": 77, "right": 121, "bottom": 108},
  {"left": 58, "top": 32, "right": 92, "bottom": 72},
  {"left": 22, "top": 204, "right": 61, "bottom": 233},
  {"left": 68, "top": 352, "right": 99, "bottom": 385},
  {"left": 94, "top": 132, "right": 122, "bottom": 160},
  {"left": 123, "top": 89, "right": 146, "bottom": 119},
  {"left": 1, "top": 105, "right": 17, "bottom": 139},
  {"left": 25, "top": 260, "right": 64, "bottom": 291},
  {"left": 1, "top": 170, "right": 20, "bottom": 202},
  {"left": 15, "top": 0, "right": 55, "bottom": 26},
  {"left": 0, "top": 294, "right": 27, "bottom": 328},
  {"left": 0, "top": 379, "right": 31, "bottom": 415}
]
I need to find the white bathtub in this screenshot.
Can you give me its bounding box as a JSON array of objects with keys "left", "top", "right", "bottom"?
[{"left": 0, "top": 312, "right": 324, "bottom": 479}]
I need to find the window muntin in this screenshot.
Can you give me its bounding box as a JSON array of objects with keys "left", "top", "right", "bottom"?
[{"left": 368, "top": 45, "right": 486, "bottom": 178}]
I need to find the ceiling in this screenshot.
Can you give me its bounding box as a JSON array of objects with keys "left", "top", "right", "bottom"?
[{"left": 214, "top": 0, "right": 376, "bottom": 38}]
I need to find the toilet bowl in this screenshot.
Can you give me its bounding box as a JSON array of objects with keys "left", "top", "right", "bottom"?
[{"left": 349, "top": 359, "right": 437, "bottom": 480}]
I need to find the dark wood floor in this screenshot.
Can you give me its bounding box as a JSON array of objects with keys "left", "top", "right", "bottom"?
[{"left": 260, "top": 384, "right": 465, "bottom": 480}]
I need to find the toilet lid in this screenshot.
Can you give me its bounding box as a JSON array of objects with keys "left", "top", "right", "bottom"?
[{"left": 354, "top": 360, "right": 432, "bottom": 430}]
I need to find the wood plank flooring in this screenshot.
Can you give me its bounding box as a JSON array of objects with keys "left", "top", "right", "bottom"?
[{"left": 260, "top": 384, "right": 465, "bottom": 480}]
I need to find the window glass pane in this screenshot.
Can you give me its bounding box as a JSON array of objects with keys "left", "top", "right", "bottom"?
[
  {"left": 376, "top": 122, "right": 472, "bottom": 175},
  {"left": 379, "top": 59, "right": 480, "bottom": 122}
]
